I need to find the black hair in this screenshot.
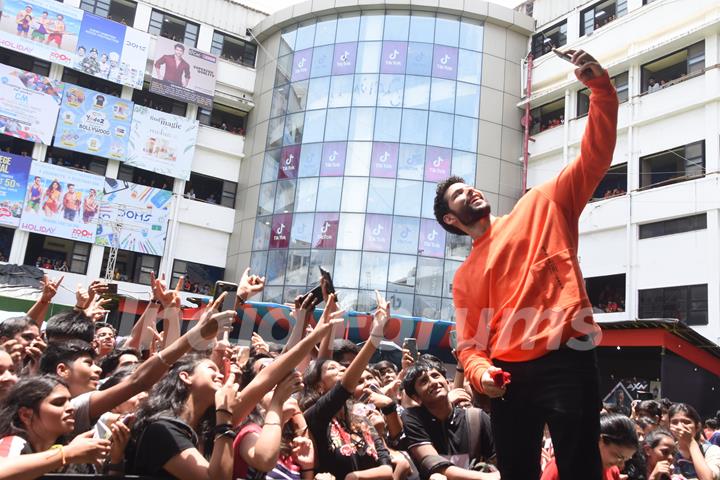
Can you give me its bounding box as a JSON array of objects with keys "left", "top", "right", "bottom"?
[
  {"left": 600, "top": 413, "right": 638, "bottom": 449},
  {"left": 45, "top": 311, "right": 95, "bottom": 343},
  {"left": 659, "top": 398, "right": 672, "bottom": 411},
  {"left": 705, "top": 418, "right": 717, "bottom": 430},
  {"left": 668, "top": 403, "right": 703, "bottom": 441},
  {"left": 99, "top": 365, "right": 136, "bottom": 391},
  {"left": 0, "top": 375, "right": 68, "bottom": 440},
  {"left": 433, "top": 175, "right": 468, "bottom": 236},
  {"left": 239, "top": 352, "right": 273, "bottom": 390},
  {"left": 418, "top": 353, "right": 446, "bottom": 376},
  {"left": 643, "top": 428, "right": 674, "bottom": 449},
  {"left": 94, "top": 322, "right": 116, "bottom": 335},
  {"left": 402, "top": 360, "right": 445, "bottom": 398},
  {"left": 636, "top": 400, "right": 662, "bottom": 421},
  {"left": 99, "top": 348, "right": 140, "bottom": 378},
  {"left": 373, "top": 360, "right": 398, "bottom": 374},
  {"left": 332, "top": 339, "right": 360, "bottom": 362},
  {"left": 39, "top": 339, "right": 95, "bottom": 375},
  {"left": 0, "top": 316, "right": 33, "bottom": 339},
  {"left": 174, "top": 43, "right": 185, "bottom": 51},
  {"left": 301, "top": 357, "right": 334, "bottom": 411},
  {"left": 636, "top": 416, "right": 658, "bottom": 431}
]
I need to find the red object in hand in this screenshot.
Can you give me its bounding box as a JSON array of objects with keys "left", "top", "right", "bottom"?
[{"left": 491, "top": 370, "right": 511, "bottom": 387}]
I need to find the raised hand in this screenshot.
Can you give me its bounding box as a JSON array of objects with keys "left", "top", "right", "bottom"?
[
  {"left": 84, "top": 296, "right": 112, "bottom": 322},
  {"left": 251, "top": 332, "right": 270, "bottom": 356},
  {"left": 151, "top": 272, "right": 181, "bottom": 308},
  {"left": 215, "top": 372, "right": 241, "bottom": 414},
  {"left": 108, "top": 421, "right": 131, "bottom": 465},
  {"left": 188, "top": 292, "right": 236, "bottom": 350},
  {"left": 562, "top": 49, "right": 604, "bottom": 83},
  {"left": 370, "top": 290, "right": 390, "bottom": 342},
  {"left": 40, "top": 274, "right": 63, "bottom": 303},
  {"left": 291, "top": 435, "right": 315, "bottom": 471},
  {"left": 271, "top": 371, "right": 304, "bottom": 409},
  {"left": 24, "top": 336, "right": 46, "bottom": 375},
  {"left": 238, "top": 267, "right": 265, "bottom": 301},
  {"left": 65, "top": 430, "right": 112, "bottom": 465}
]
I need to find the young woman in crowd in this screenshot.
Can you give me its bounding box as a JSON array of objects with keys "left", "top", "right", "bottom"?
[
  {"left": 0, "top": 375, "right": 113, "bottom": 480},
  {"left": 542, "top": 413, "right": 638, "bottom": 480},
  {"left": 668, "top": 403, "right": 720, "bottom": 480},
  {"left": 301, "top": 293, "right": 395, "bottom": 480},
  {"left": 127, "top": 298, "right": 342, "bottom": 480},
  {"left": 0, "top": 350, "right": 17, "bottom": 402},
  {"left": 642, "top": 429, "right": 677, "bottom": 480}
]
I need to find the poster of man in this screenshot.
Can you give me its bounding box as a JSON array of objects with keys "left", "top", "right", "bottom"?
[
  {"left": 20, "top": 161, "right": 104, "bottom": 242},
  {"left": 150, "top": 35, "right": 217, "bottom": 108},
  {"left": 0, "top": 153, "right": 32, "bottom": 227},
  {"left": 0, "top": 0, "right": 82, "bottom": 66}
]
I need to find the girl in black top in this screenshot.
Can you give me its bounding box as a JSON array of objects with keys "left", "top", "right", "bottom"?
[{"left": 302, "top": 293, "right": 394, "bottom": 480}]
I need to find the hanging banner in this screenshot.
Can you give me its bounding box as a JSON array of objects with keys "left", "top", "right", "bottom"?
[
  {"left": 125, "top": 105, "right": 199, "bottom": 181},
  {"left": 0, "top": 63, "right": 64, "bottom": 145},
  {"left": 0, "top": 0, "right": 82, "bottom": 66},
  {"left": 53, "top": 84, "right": 133, "bottom": 160},
  {"left": 74, "top": 12, "right": 150, "bottom": 89},
  {"left": 20, "top": 161, "right": 104, "bottom": 242},
  {"left": 95, "top": 178, "right": 172, "bottom": 256},
  {"left": 150, "top": 36, "right": 217, "bottom": 109},
  {"left": 0, "top": 152, "right": 32, "bottom": 227}
]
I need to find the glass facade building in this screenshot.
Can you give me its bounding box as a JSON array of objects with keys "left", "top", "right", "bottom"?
[{"left": 239, "top": 5, "right": 532, "bottom": 321}]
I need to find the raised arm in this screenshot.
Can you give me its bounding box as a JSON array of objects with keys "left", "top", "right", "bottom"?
[
  {"left": 27, "top": 275, "right": 63, "bottom": 327},
  {"left": 537, "top": 50, "right": 619, "bottom": 222}
]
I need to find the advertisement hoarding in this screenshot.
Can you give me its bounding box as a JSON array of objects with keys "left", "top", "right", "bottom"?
[
  {"left": 0, "top": 153, "right": 32, "bottom": 227},
  {"left": 125, "top": 105, "right": 199, "bottom": 181},
  {"left": 95, "top": 178, "right": 172, "bottom": 256},
  {"left": 20, "top": 161, "right": 104, "bottom": 243},
  {"left": 0, "top": 63, "right": 64, "bottom": 145},
  {"left": 150, "top": 36, "right": 217, "bottom": 108},
  {"left": 53, "top": 84, "right": 133, "bottom": 160}
]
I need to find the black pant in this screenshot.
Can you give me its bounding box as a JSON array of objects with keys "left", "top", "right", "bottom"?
[{"left": 490, "top": 347, "right": 603, "bottom": 480}]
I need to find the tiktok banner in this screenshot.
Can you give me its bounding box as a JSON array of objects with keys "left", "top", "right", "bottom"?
[
  {"left": 432, "top": 45, "right": 458, "bottom": 80},
  {"left": 419, "top": 219, "right": 446, "bottom": 258},
  {"left": 424, "top": 146, "right": 452, "bottom": 182},
  {"left": 291, "top": 49, "right": 312, "bottom": 82},
  {"left": 278, "top": 145, "right": 300, "bottom": 179},
  {"left": 380, "top": 41, "right": 407, "bottom": 74},
  {"left": 370, "top": 142, "right": 398, "bottom": 178},
  {"left": 363, "top": 214, "right": 392, "bottom": 252},
  {"left": 332, "top": 42, "right": 357, "bottom": 75},
  {"left": 312, "top": 212, "right": 339, "bottom": 249},
  {"left": 320, "top": 142, "right": 345, "bottom": 176},
  {"left": 269, "top": 213, "right": 292, "bottom": 249}
]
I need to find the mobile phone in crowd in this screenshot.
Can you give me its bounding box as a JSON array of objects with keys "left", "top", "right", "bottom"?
[
  {"left": 106, "top": 282, "right": 118, "bottom": 294},
  {"left": 449, "top": 329, "right": 458, "bottom": 350},
  {"left": 552, "top": 48, "right": 575, "bottom": 63},
  {"left": 403, "top": 337, "right": 418, "bottom": 360},
  {"left": 213, "top": 281, "right": 239, "bottom": 311},
  {"left": 306, "top": 266, "right": 336, "bottom": 304},
  {"left": 93, "top": 416, "right": 113, "bottom": 440}
]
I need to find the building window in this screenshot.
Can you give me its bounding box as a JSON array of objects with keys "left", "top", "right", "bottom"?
[
  {"left": 0, "top": 136, "right": 33, "bottom": 157},
  {"left": 132, "top": 85, "right": 188, "bottom": 116},
  {"left": 643, "top": 0, "right": 659, "bottom": 4},
  {"left": 581, "top": 0, "right": 627, "bottom": 36},
  {"left": 591, "top": 163, "right": 627, "bottom": 201},
  {"left": 197, "top": 104, "right": 247, "bottom": 135},
  {"left": 642, "top": 41, "right": 705, "bottom": 93},
  {"left": 578, "top": 72, "right": 628, "bottom": 117},
  {"left": 184, "top": 172, "right": 237, "bottom": 208},
  {"left": 148, "top": 10, "right": 199, "bottom": 47},
  {"left": 211, "top": 31, "right": 257, "bottom": 68},
  {"left": 0, "top": 47, "right": 50, "bottom": 76},
  {"left": 640, "top": 140, "right": 704, "bottom": 190},
  {"left": 46, "top": 147, "right": 108, "bottom": 177},
  {"left": 639, "top": 213, "right": 707, "bottom": 239},
  {"left": 100, "top": 248, "right": 159, "bottom": 284},
  {"left": 171, "top": 260, "right": 224, "bottom": 295},
  {"left": 530, "top": 98, "right": 564, "bottom": 134},
  {"left": 61, "top": 68, "right": 123, "bottom": 97},
  {"left": 24, "top": 234, "right": 91, "bottom": 274},
  {"left": 585, "top": 274, "right": 625, "bottom": 313},
  {"left": 639, "top": 284, "right": 708, "bottom": 326},
  {"left": 117, "top": 165, "right": 174, "bottom": 191},
  {"left": 531, "top": 20, "right": 567, "bottom": 58},
  {"left": 79, "top": 0, "right": 136, "bottom": 26},
  {"left": 0, "top": 227, "right": 14, "bottom": 261}
]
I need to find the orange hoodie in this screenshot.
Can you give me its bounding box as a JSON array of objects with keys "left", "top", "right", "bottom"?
[{"left": 454, "top": 71, "right": 619, "bottom": 393}]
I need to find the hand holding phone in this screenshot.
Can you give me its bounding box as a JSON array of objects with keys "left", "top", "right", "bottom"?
[
  {"left": 403, "top": 338, "right": 418, "bottom": 360},
  {"left": 214, "top": 281, "right": 238, "bottom": 311},
  {"left": 552, "top": 48, "right": 574, "bottom": 63}
]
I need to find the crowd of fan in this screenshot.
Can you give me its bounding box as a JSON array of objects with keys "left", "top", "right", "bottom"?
[{"left": 0, "top": 272, "right": 717, "bottom": 480}]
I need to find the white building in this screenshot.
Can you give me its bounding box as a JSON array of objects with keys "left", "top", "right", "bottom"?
[
  {"left": 0, "top": 0, "right": 266, "bottom": 319},
  {"left": 523, "top": 0, "right": 720, "bottom": 346}
]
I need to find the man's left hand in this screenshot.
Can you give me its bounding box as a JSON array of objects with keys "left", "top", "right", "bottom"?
[{"left": 563, "top": 49, "right": 604, "bottom": 83}]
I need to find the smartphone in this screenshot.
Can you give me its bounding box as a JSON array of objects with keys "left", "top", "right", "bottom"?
[
  {"left": 214, "top": 281, "right": 238, "bottom": 311},
  {"left": 93, "top": 416, "right": 113, "bottom": 440},
  {"left": 120, "top": 412, "right": 136, "bottom": 427},
  {"left": 106, "top": 282, "right": 118, "bottom": 294},
  {"left": 223, "top": 357, "right": 232, "bottom": 380},
  {"left": 552, "top": 48, "right": 574, "bottom": 64},
  {"left": 449, "top": 329, "right": 457, "bottom": 350},
  {"left": 306, "top": 266, "right": 336, "bottom": 304},
  {"left": 403, "top": 338, "right": 418, "bottom": 360}
]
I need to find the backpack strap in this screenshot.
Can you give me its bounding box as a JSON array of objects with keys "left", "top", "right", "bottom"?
[{"left": 466, "top": 407, "right": 483, "bottom": 462}]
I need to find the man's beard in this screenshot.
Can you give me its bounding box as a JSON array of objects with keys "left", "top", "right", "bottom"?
[{"left": 453, "top": 201, "right": 491, "bottom": 227}]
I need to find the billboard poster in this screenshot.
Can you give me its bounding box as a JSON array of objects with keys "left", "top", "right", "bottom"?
[
  {"left": 0, "top": 63, "right": 64, "bottom": 145},
  {"left": 125, "top": 105, "right": 199, "bottom": 181},
  {"left": 74, "top": 13, "right": 150, "bottom": 89},
  {"left": 20, "top": 161, "right": 104, "bottom": 243},
  {"left": 432, "top": 45, "right": 458, "bottom": 80},
  {"left": 150, "top": 36, "right": 217, "bottom": 109},
  {"left": 53, "top": 84, "right": 133, "bottom": 160},
  {"left": 0, "top": 0, "right": 82, "bottom": 66},
  {"left": 363, "top": 214, "right": 392, "bottom": 252},
  {"left": 95, "top": 178, "right": 172, "bottom": 256},
  {"left": 0, "top": 152, "right": 31, "bottom": 227}
]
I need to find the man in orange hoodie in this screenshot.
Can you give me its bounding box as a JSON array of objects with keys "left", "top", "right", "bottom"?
[{"left": 433, "top": 49, "right": 618, "bottom": 480}]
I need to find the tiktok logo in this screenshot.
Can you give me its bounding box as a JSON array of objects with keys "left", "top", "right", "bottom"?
[
  {"left": 340, "top": 51, "right": 350, "bottom": 62},
  {"left": 400, "top": 226, "right": 409, "bottom": 239},
  {"left": 276, "top": 223, "right": 286, "bottom": 235},
  {"left": 440, "top": 54, "right": 450, "bottom": 65},
  {"left": 320, "top": 221, "right": 331, "bottom": 233},
  {"left": 285, "top": 154, "right": 295, "bottom": 165},
  {"left": 297, "top": 58, "right": 307, "bottom": 69},
  {"left": 427, "top": 229, "right": 438, "bottom": 241},
  {"left": 379, "top": 151, "right": 389, "bottom": 163},
  {"left": 432, "top": 155, "right": 444, "bottom": 168},
  {"left": 328, "top": 151, "right": 337, "bottom": 162},
  {"left": 389, "top": 49, "right": 399, "bottom": 60},
  {"left": 372, "top": 224, "right": 384, "bottom": 236}
]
